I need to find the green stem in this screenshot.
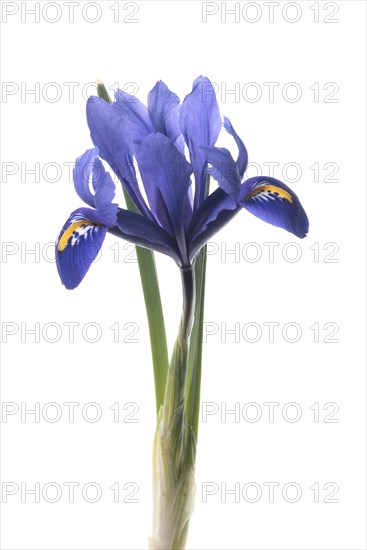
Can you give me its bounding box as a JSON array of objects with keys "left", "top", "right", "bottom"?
[
  {"left": 124, "top": 192, "right": 169, "bottom": 414},
  {"left": 184, "top": 175, "right": 210, "bottom": 438},
  {"left": 162, "top": 266, "right": 195, "bottom": 438},
  {"left": 151, "top": 266, "right": 197, "bottom": 550},
  {"left": 97, "top": 80, "right": 169, "bottom": 414},
  {"left": 185, "top": 247, "right": 207, "bottom": 438}
]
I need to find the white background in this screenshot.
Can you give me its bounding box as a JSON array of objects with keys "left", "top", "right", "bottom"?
[{"left": 1, "top": 1, "right": 366, "bottom": 549}]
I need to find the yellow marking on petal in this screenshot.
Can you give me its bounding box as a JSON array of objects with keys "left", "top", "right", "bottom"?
[
  {"left": 245, "top": 184, "right": 293, "bottom": 203},
  {"left": 58, "top": 220, "right": 99, "bottom": 252}
]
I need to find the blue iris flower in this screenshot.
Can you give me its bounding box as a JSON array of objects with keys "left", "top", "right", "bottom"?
[{"left": 56, "top": 76, "right": 309, "bottom": 289}]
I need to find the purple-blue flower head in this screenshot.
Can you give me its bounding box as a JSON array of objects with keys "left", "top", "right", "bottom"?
[{"left": 56, "top": 76, "right": 309, "bottom": 289}]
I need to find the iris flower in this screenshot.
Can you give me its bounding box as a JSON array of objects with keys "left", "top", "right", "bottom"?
[
  {"left": 56, "top": 75, "right": 309, "bottom": 549},
  {"left": 56, "top": 76, "right": 308, "bottom": 288}
]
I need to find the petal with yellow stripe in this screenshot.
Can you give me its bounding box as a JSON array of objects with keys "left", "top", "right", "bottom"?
[
  {"left": 56, "top": 207, "right": 110, "bottom": 289},
  {"left": 240, "top": 176, "right": 309, "bottom": 238}
]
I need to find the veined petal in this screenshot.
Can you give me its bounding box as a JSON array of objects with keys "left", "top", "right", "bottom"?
[
  {"left": 201, "top": 146, "right": 241, "bottom": 197},
  {"left": 223, "top": 117, "right": 248, "bottom": 178},
  {"left": 188, "top": 188, "right": 239, "bottom": 261},
  {"left": 148, "top": 81, "right": 184, "bottom": 152},
  {"left": 180, "top": 76, "right": 221, "bottom": 209},
  {"left": 73, "top": 148, "right": 98, "bottom": 207},
  {"left": 114, "top": 88, "right": 153, "bottom": 139},
  {"left": 92, "top": 158, "right": 118, "bottom": 224},
  {"left": 74, "top": 149, "right": 118, "bottom": 225},
  {"left": 116, "top": 209, "right": 181, "bottom": 264},
  {"left": 56, "top": 207, "right": 110, "bottom": 289},
  {"left": 240, "top": 176, "right": 309, "bottom": 238},
  {"left": 86, "top": 96, "right": 152, "bottom": 219},
  {"left": 134, "top": 133, "right": 193, "bottom": 258}
]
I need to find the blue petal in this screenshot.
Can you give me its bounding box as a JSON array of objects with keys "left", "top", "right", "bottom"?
[
  {"left": 201, "top": 146, "right": 241, "bottom": 196},
  {"left": 188, "top": 188, "right": 239, "bottom": 260},
  {"left": 180, "top": 76, "right": 221, "bottom": 209},
  {"left": 114, "top": 88, "right": 153, "bottom": 140},
  {"left": 56, "top": 207, "right": 110, "bottom": 289},
  {"left": 92, "top": 158, "right": 118, "bottom": 225},
  {"left": 134, "top": 133, "right": 193, "bottom": 261},
  {"left": 86, "top": 96, "right": 152, "bottom": 219},
  {"left": 223, "top": 117, "right": 248, "bottom": 178},
  {"left": 73, "top": 148, "right": 98, "bottom": 207},
  {"left": 148, "top": 81, "right": 184, "bottom": 152},
  {"left": 240, "top": 176, "right": 309, "bottom": 238},
  {"left": 116, "top": 209, "right": 181, "bottom": 264},
  {"left": 74, "top": 149, "right": 118, "bottom": 225}
]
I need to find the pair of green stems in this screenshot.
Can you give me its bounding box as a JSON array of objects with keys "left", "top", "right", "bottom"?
[
  {"left": 97, "top": 82, "right": 206, "bottom": 550},
  {"left": 149, "top": 254, "right": 206, "bottom": 550},
  {"left": 131, "top": 202, "right": 206, "bottom": 550}
]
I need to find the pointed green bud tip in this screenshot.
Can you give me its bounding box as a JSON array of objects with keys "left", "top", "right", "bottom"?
[{"left": 96, "top": 78, "right": 112, "bottom": 104}]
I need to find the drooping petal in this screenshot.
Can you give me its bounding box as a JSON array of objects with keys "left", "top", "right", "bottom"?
[
  {"left": 188, "top": 188, "right": 239, "bottom": 261},
  {"left": 148, "top": 81, "right": 184, "bottom": 152},
  {"left": 240, "top": 176, "right": 309, "bottom": 238},
  {"left": 56, "top": 207, "right": 110, "bottom": 289},
  {"left": 86, "top": 96, "right": 152, "bottom": 219},
  {"left": 201, "top": 146, "right": 241, "bottom": 197},
  {"left": 223, "top": 117, "right": 248, "bottom": 178},
  {"left": 134, "top": 133, "right": 193, "bottom": 260},
  {"left": 180, "top": 76, "right": 221, "bottom": 209},
  {"left": 116, "top": 209, "right": 181, "bottom": 265},
  {"left": 73, "top": 148, "right": 98, "bottom": 207}
]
